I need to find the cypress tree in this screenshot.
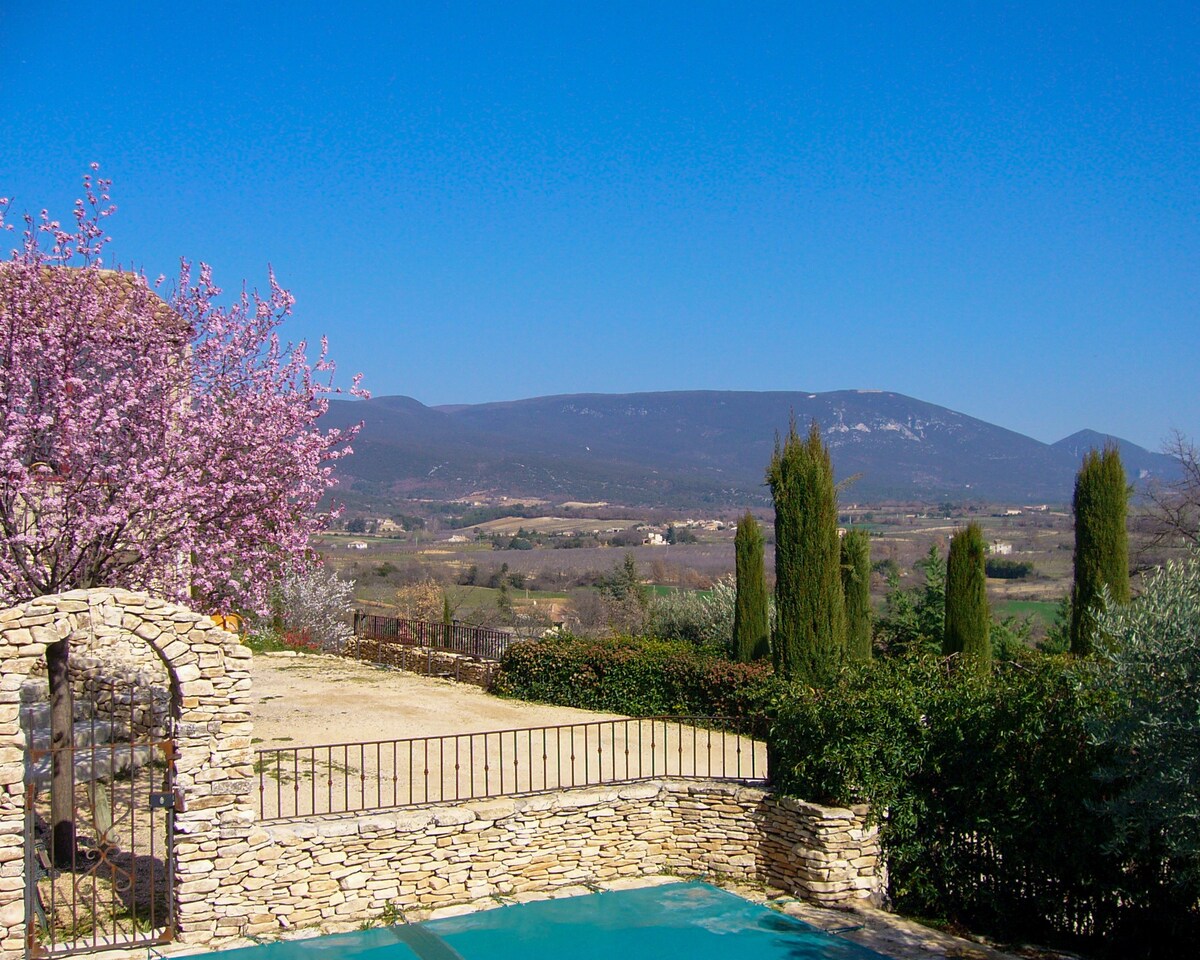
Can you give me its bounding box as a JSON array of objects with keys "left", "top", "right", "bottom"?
[
  {"left": 840, "top": 527, "right": 873, "bottom": 661},
  {"left": 944, "top": 522, "right": 991, "bottom": 672},
  {"left": 1070, "top": 444, "right": 1130, "bottom": 655},
  {"left": 733, "top": 511, "right": 769, "bottom": 662},
  {"left": 766, "top": 418, "right": 846, "bottom": 679}
]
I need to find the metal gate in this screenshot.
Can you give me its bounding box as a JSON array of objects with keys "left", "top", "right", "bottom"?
[{"left": 22, "top": 675, "right": 177, "bottom": 957}]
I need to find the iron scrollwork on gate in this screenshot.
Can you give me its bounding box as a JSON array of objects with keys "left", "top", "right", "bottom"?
[{"left": 23, "top": 676, "right": 177, "bottom": 957}]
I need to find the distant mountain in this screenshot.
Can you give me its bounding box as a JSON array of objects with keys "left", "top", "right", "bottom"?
[
  {"left": 1051, "top": 430, "right": 1179, "bottom": 484},
  {"left": 320, "top": 390, "right": 1176, "bottom": 508}
]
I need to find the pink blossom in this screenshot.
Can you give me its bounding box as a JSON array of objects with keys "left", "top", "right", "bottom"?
[{"left": 0, "top": 169, "right": 367, "bottom": 614}]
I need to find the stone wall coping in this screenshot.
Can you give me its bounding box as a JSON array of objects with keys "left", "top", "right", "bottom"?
[{"left": 253, "top": 779, "right": 854, "bottom": 840}]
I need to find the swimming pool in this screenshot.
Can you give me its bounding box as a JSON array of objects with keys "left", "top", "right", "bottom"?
[{"left": 209, "top": 882, "right": 887, "bottom": 960}]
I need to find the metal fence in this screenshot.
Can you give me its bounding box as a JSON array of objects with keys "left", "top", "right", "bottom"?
[
  {"left": 351, "top": 613, "right": 522, "bottom": 661},
  {"left": 255, "top": 717, "right": 767, "bottom": 821}
]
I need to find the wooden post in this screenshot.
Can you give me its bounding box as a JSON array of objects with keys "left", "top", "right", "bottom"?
[{"left": 46, "top": 638, "right": 76, "bottom": 865}]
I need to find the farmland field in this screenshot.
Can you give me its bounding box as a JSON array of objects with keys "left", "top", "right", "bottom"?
[
  {"left": 317, "top": 501, "right": 1080, "bottom": 642},
  {"left": 993, "top": 598, "right": 1061, "bottom": 629}
]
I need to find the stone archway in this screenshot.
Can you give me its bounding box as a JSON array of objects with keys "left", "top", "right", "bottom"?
[{"left": 0, "top": 589, "right": 254, "bottom": 954}]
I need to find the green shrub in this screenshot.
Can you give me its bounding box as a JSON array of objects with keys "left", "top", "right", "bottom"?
[
  {"left": 875, "top": 545, "right": 944, "bottom": 655},
  {"left": 1092, "top": 552, "right": 1200, "bottom": 944},
  {"left": 768, "top": 655, "right": 1134, "bottom": 952},
  {"left": 493, "top": 634, "right": 775, "bottom": 726},
  {"left": 646, "top": 576, "right": 736, "bottom": 656}
]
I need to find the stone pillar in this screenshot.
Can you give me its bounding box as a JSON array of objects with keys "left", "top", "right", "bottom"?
[{"left": 0, "top": 589, "right": 253, "bottom": 953}]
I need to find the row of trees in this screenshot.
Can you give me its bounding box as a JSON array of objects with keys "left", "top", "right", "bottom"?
[
  {"left": 733, "top": 422, "right": 1139, "bottom": 680},
  {"left": 739, "top": 425, "right": 1200, "bottom": 949},
  {"left": 731, "top": 422, "right": 875, "bottom": 672},
  {"left": 736, "top": 420, "right": 996, "bottom": 678}
]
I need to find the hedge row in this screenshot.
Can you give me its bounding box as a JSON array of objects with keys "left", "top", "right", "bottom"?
[
  {"left": 767, "top": 655, "right": 1193, "bottom": 956},
  {"left": 492, "top": 634, "right": 773, "bottom": 727},
  {"left": 493, "top": 632, "right": 1197, "bottom": 955}
]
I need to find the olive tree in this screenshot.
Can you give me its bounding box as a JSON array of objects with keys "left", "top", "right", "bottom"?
[{"left": 1093, "top": 552, "right": 1200, "bottom": 919}]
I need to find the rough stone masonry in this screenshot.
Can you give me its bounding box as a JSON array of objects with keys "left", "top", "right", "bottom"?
[{"left": 0, "top": 589, "right": 882, "bottom": 954}]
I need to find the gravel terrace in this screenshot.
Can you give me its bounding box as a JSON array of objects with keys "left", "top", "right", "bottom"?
[
  {"left": 250, "top": 651, "right": 765, "bottom": 819},
  {"left": 250, "top": 650, "right": 628, "bottom": 746}
]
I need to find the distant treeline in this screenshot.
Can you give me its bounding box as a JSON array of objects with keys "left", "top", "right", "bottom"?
[
  {"left": 985, "top": 557, "right": 1035, "bottom": 579},
  {"left": 441, "top": 504, "right": 551, "bottom": 528}
]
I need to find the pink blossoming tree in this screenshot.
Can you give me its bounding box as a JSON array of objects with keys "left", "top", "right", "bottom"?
[
  {"left": 0, "top": 168, "right": 364, "bottom": 860},
  {"left": 0, "top": 167, "right": 364, "bottom": 612}
]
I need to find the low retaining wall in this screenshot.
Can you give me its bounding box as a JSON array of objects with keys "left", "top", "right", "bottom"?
[
  {"left": 190, "top": 780, "right": 882, "bottom": 942},
  {"left": 347, "top": 643, "right": 498, "bottom": 687}
]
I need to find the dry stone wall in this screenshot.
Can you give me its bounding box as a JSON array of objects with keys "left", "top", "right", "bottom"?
[
  {"left": 347, "top": 643, "right": 499, "bottom": 687},
  {"left": 203, "top": 780, "right": 881, "bottom": 942},
  {"left": 22, "top": 627, "right": 173, "bottom": 741}
]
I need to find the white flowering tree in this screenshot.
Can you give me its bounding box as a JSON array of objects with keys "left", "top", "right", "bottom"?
[{"left": 275, "top": 564, "right": 356, "bottom": 653}]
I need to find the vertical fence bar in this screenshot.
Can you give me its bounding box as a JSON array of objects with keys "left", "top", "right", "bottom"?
[
  {"left": 512, "top": 730, "right": 520, "bottom": 793},
  {"left": 391, "top": 740, "right": 399, "bottom": 808},
  {"left": 483, "top": 733, "right": 491, "bottom": 796},
  {"left": 498, "top": 732, "right": 505, "bottom": 796}
]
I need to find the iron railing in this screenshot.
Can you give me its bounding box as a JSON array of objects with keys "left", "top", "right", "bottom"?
[
  {"left": 255, "top": 717, "right": 766, "bottom": 821},
  {"left": 351, "top": 613, "right": 523, "bottom": 661}
]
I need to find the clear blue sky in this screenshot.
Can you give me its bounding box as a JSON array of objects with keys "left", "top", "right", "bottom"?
[{"left": 3, "top": 3, "right": 1197, "bottom": 450}]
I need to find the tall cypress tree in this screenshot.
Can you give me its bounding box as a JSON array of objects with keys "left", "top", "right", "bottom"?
[
  {"left": 840, "top": 527, "right": 873, "bottom": 661},
  {"left": 1070, "top": 445, "right": 1130, "bottom": 655},
  {"left": 944, "top": 522, "right": 991, "bottom": 672},
  {"left": 733, "top": 511, "right": 769, "bottom": 662},
  {"left": 766, "top": 418, "right": 846, "bottom": 679}
]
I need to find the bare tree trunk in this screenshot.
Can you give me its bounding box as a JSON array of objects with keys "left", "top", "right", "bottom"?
[{"left": 46, "top": 638, "right": 76, "bottom": 866}]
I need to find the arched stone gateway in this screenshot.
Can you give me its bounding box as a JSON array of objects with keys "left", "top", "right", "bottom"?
[{"left": 0, "top": 589, "right": 254, "bottom": 956}]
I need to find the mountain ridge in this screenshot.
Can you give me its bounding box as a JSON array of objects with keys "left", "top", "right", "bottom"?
[
  {"left": 1050, "top": 429, "right": 1176, "bottom": 482},
  {"left": 320, "top": 390, "right": 1178, "bottom": 507}
]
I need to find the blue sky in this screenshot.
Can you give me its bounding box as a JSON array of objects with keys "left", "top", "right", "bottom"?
[{"left": 3, "top": 3, "right": 1197, "bottom": 450}]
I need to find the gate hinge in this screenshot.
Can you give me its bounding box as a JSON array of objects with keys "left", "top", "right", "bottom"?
[{"left": 149, "top": 788, "right": 184, "bottom": 812}]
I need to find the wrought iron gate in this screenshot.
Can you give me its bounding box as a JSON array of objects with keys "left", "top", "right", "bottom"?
[{"left": 23, "top": 676, "right": 177, "bottom": 957}]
